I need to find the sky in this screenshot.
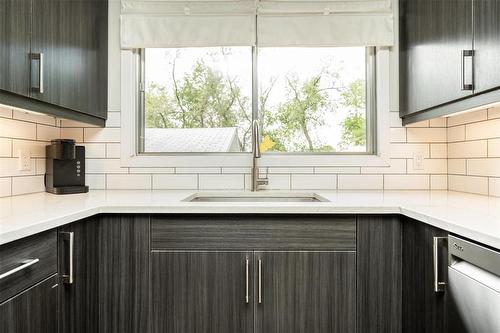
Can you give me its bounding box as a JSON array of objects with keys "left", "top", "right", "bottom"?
[{"left": 144, "top": 46, "right": 366, "bottom": 152}]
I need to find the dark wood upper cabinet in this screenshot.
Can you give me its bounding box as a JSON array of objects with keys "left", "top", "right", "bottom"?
[
  {"left": 473, "top": 0, "right": 500, "bottom": 94},
  {"left": 0, "top": 0, "right": 31, "bottom": 97},
  {"left": 254, "top": 251, "right": 357, "bottom": 333},
  {"left": 0, "top": 0, "right": 107, "bottom": 126},
  {"left": 399, "top": 0, "right": 500, "bottom": 124},
  {"left": 399, "top": 0, "right": 473, "bottom": 117}
]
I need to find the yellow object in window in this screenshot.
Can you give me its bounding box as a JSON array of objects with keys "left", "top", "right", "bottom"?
[{"left": 259, "top": 135, "right": 275, "bottom": 153}]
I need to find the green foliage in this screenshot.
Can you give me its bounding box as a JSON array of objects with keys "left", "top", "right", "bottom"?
[
  {"left": 144, "top": 49, "right": 367, "bottom": 153},
  {"left": 340, "top": 79, "right": 367, "bottom": 149}
]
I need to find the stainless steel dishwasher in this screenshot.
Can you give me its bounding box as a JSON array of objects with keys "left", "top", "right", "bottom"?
[{"left": 448, "top": 235, "right": 500, "bottom": 333}]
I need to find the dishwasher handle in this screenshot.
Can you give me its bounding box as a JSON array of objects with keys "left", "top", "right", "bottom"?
[
  {"left": 433, "top": 236, "right": 447, "bottom": 292},
  {"left": 449, "top": 235, "right": 500, "bottom": 277}
]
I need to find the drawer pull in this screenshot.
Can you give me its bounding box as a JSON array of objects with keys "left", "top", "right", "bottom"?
[
  {"left": 0, "top": 258, "right": 40, "bottom": 280},
  {"left": 245, "top": 257, "right": 249, "bottom": 304},
  {"left": 61, "top": 232, "right": 75, "bottom": 284},
  {"left": 258, "top": 258, "right": 262, "bottom": 304}
]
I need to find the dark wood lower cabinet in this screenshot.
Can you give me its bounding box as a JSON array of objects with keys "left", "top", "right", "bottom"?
[
  {"left": 254, "top": 251, "right": 357, "bottom": 333},
  {"left": 59, "top": 214, "right": 150, "bottom": 333},
  {"left": 0, "top": 275, "right": 58, "bottom": 333},
  {"left": 401, "top": 217, "right": 469, "bottom": 333},
  {"left": 151, "top": 251, "right": 253, "bottom": 333},
  {"left": 357, "top": 215, "right": 402, "bottom": 333}
]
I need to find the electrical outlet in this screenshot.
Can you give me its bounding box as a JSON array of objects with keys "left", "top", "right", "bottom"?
[
  {"left": 413, "top": 151, "right": 424, "bottom": 170},
  {"left": 18, "top": 149, "right": 31, "bottom": 171}
]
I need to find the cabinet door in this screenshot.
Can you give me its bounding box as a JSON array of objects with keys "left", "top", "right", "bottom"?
[
  {"left": 400, "top": 0, "right": 473, "bottom": 116},
  {"left": 474, "top": 0, "right": 500, "bottom": 93},
  {"left": 0, "top": 275, "right": 58, "bottom": 333},
  {"left": 254, "top": 251, "right": 356, "bottom": 333},
  {"left": 59, "top": 215, "right": 150, "bottom": 333},
  {"left": 151, "top": 251, "right": 253, "bottom": 333},
  {"left": 0, "top": 0, "right": 30, "bottom": 96},
  {"left": 31, "top": 0, "right": 107, "bottom": 119},
  {"left": 402, "top": 218, "right": 448, "bottom": 333}
]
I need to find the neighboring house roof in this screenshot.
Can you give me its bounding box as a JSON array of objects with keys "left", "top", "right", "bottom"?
[{"left": 145, "top": 127, "right": 242, "bottom": 152}]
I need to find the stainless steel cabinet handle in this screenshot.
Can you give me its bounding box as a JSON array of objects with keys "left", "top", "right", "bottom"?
[
  {"left": 433, "top": 236, "right": 447, "bottom": 292},
  {"left": 258, "top": 259, "right": 262, "bottom": 304},
  {"left": 0, "top": 258, "right": 40, "bottom": 280},
  {"left": 62, "top": 232, "right": 74, "bottom": 284},
  {"left": 245, "top": 257, "right": 249, "bottom": 304},
  {"left": 461, "top": 50, "right": 474, "bottom": 91},
  {"left": 30, "top": 53, "right": 44, "bottom": 93}
]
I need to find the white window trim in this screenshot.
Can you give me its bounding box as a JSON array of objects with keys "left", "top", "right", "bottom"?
[{"left": 120, "top": 48, "right": 391, "bottom": 168}]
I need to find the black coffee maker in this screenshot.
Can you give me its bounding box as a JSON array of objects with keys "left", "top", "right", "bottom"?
[{"left": 45, "top": 139, "right": 88, "bottom": 194}]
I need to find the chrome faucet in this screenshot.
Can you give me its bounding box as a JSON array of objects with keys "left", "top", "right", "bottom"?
[{"left": 251, "top": 120, "right": 268, "bottom": 191}]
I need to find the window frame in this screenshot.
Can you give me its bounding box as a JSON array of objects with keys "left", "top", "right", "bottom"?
[
  {"left": 136, "top": 46, "right": 377, "bottom": 155},
  {"left": 120, "top": 48, "right": 391, "bottom": 168}
]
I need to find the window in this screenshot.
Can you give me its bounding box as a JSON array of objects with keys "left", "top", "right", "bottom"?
[{"left": 138, "top": 47, "right": 375, "bottom": 154}]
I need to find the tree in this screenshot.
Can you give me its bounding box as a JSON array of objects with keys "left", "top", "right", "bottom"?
[{"left": 339, "top": 79, "right": 366, "bottom": 149}]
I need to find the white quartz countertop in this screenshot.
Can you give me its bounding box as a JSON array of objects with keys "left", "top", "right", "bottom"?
[{"left": 1, "top": 190, "right": 500, "bottom": 249}]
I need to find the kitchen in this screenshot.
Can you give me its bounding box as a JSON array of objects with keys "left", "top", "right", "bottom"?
[{"left": 1, "top": 0, "right": 500, "bottom": 332}]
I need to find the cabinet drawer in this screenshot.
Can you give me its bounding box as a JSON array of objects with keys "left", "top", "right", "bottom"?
[
  {"left": 0, "top": 230, "right": 57, "bottom": 303},
  {"left": 151, "top": 215, "right": 356, "bottom": 250}
]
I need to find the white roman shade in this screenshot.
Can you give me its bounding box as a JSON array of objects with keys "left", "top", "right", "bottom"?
[
  {"left": 257, "top": 0, "right": 394, "bottom": 47},
  {"left": 120, "top": 0, "right": 257, "bottom": 48},
  {"left": 120, "top": 0, "right": 394, "bottom": 48}
]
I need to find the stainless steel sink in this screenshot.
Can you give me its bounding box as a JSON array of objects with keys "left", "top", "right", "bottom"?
[{"left": 183, "top": 192, "right": 329, "bottom": 202}]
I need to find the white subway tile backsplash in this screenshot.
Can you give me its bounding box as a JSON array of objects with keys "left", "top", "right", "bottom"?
[
  {"left": 269, "top": 167, "right": 314, "bottom": 174},
  {"left": 291, "top": 174, "right": 336, "bottom": 190},
  {"left": 176, "top": 167, "right": 221, "bottom": 174},
  {"left": 86, "top": 159, "right": 127, "bottom": 174},
  {"left": 448, "top": 141, "right": 488, "bottom": 158},
  {"left": 199, "top": 174, "right": 244, "bottom": 190},
  {"left": 390, "top": 144, "right": 429, "bottom": 158},
  {"left": 405, "top": 120, "right": 429, "bottom": 128},
  {"left": 0, "top": 177, "right": 12, "bottom": 197},
  {"left": 447, "top": 126, "right": 465, "bottom": 142},
  {"left": 36, "top": 124, "right": 59, "bottom": 141},
  {"left": 13, "top": 110, "right": 56, "bottom": 126},
  {"left": 59, "top": 118, "right": 98, "bottom": 128},
  {"left": 35, "top": 159, "right": 45, "bottom": 174},
  {"left": 82, "top": 143, "right": 106, "bottom": 158},
  {"left": 448, "top": 175, "right": 488, "bottom": 195},
  {"left": 106, "top": 143, "right": 121, "bottom": 158},
  {"left": 488, "top": 107, "right": 500, "bottom": 120},
  {"left": 466, "top": 158, "right": 500, "bottom": 177},
  {"left": 466, "top": 118, "right": 500, "bottom": 140},
  {"left": 430, "top": 144, "right": 447, "bottom": 158},
  {"left": 0, "top": 118, "right": 36, "bottom": 140},
  {"left": 0, "top": 158, "right": 36, "bottom": 177},
  {"left": 489, "top": 138, "right": 500, "bottom": 157},
  {"left": 129, "top": 167, "right": 175, "bottom": 174},
  {"left": 338, "top": 175, "right": 383, "bottom": 190},
  {"left": 261, "top": 174, "right": 290, "bottom": 190},
  {"left": 12, "top": 140, "right": 47, "bottom": 158},
  {"left": 489, "top": 178, "right": 500, "bottom": 197},
  {"left": 390, "top": 128, "right": 406, "bottom": 143},
  {"left": 430, "top": 117, "right": 447, "bottom": 127},
  {"left": 448, "top": 159, "right": 466, "bottom": 175},
  {"left": 222, "top": 167, "right": 252, "bottom": 174},
  {"left": 407, "top": 128, "right": 446, "bottom": 143},
  {"left": 314, "top": 167, "right": 361, "bottom": 174},
  {"left": 105, "top": 112, "right": 121, "bottom": 128},
  {"left": 361, "top": 159, "right": 406, "bottom": 174},
  {"left": 384, "top": 175, "right": 429, "bottom": 190},
  {"left": 407, "top": 158, "right": 447, "bottom": 174},
  {"left": 153, "top": 174, "right": 198, "bottom": 190},
  {"left": 0, "top": 138, "right": 11, "bottom": 157},
  {"left": 86, "top": 174, "right": 106, "bottom": 190},
  {"left": 448, "top": 109, "right": 487, "bottom": 127},
  {"left": 61, "top": 128, "right": 84, "bottom": 142},
  {"left": 430, "top": 175, "right": 448, "bottom": 190},
  {"left": 0, "top": 106, "right": 13, "bottom": 118},
  {"left": 84, "top": 128, "right": 120, "bottom": 142},
  {"left": 107, "top": 174, "right": 151, "bottom": 190},
  {"left": 12, "top": 175, "right": 44, "bottom": 196},
  {"left": 390, "top": 111, "right": 403, "bottom": 128}
]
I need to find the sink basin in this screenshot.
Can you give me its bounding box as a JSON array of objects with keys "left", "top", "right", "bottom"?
[{"left": 183, "top": 192, "right": 329, "bottom": 203}]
